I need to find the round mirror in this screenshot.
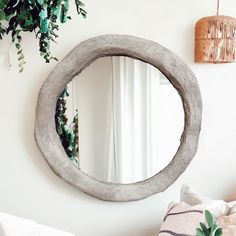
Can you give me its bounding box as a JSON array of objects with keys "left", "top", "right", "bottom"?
[
  {"left": 55, "top": 56, "right": 184, "bottom": 184},
  {"left": 35, "top": 35, "right": 202, "bottom": 201}
]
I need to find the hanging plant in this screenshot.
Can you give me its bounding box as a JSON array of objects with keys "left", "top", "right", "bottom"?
[
  {"left": 0, "top": 0, "right": 87, "bottom": 72},
  {"left": 55, "top": 87, "right": 79, "bottom": 167}
]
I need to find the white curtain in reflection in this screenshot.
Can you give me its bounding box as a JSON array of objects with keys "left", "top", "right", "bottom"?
[{"left": 104, "top": 57, "right": 161, "bottom": 183}]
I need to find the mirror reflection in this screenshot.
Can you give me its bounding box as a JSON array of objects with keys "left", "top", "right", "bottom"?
[{"left": 55, "top": 56, "right": 184, "bottom": 184}]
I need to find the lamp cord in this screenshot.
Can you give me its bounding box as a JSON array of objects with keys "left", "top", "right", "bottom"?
[{"left": 217, "top": 0, "right": 220, "bottom": 15}]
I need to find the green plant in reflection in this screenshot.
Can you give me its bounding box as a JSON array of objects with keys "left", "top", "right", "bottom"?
[{"left": 55, "top": 87, "right": 79, "bottom": 167}]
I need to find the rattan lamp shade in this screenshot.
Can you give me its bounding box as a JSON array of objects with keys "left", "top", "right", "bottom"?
[
  {"left": 195, "top": 0, "right": 236, "bottom": 63},
  {"left": 195, "top": 15, "right": 236, "bottom": 63}
]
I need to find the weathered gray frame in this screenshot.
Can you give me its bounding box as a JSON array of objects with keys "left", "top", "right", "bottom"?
[{"left": 35, "top": 35, "right": 202, "bottom": 202}]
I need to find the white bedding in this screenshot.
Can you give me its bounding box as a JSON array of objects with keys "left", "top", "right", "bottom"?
[{"left": 0, "top": 213, "right": 75, "bottom": 236}]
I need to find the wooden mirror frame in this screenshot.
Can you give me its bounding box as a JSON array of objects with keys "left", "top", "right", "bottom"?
[{"left": 35, "top": 35, "right": 202, "bottom": 202}]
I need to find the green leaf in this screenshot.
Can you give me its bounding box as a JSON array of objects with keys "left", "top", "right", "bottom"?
[
  {"left": 197, "top": 228, "right": 205, "bottom": 236},
  {"left": 41, "top": 18, "right": 48, "bottom": 33},
  {"left": 18, "top": 54, "right": 24, "bottom": 60},
  {"left": 200, "top": 222, "right": 209, "bottom": 235},
  {"left": 19, "top": 60, "right": 26, "bottom": 66},
  {"left": 0, "top": 0, "right": 7, "bottom": 9},
  {"left": 17, "top": 49, "right": 22, "bottom": 54},
  {"left": 15, "top": 43, "right": 20, "bottom": 49},
  {"left": 19, "top": 67, "right": 23, "bottom": 73},
  {"left": 210, "top": 223, "right": 218, "bottom": 234},
  {"left": 39, "top": 9, "right": 47, "bottom": 20},
  {"left": 60, "top": 1, "right": 69, "bottom": 23},
  {"left": 214, "top": 228, "right": 222, "bottom": 236},
  {"left": 205, "top": 210, "right": 214, "bottom": 228},
  {"left": 37, "top": 0, "right": 44, "bottom": 5},
  {"left": 75, "top": 0, "right": 87, "bottom": 18},
  {"left": 39, "top": 9, "right": 48, "bottom": 34},
  {"left": 51, "top": 56, "right": 58, "bottom": 61},
  {"left": 0, "top": 9, "right": 5, "bottom": 20},
  {"left": 80, "top": 8, "right": 87, "bottom": 17}
]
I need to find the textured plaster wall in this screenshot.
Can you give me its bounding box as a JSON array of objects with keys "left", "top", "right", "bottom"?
[{"left": 1, "top": 0, "right": 236, "bottom": 235}]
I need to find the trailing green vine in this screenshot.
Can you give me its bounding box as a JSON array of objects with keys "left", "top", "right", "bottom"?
[
  {"left": 0, "top": 0, "right": 86, "bottom": 72},
  {"left": 55, "top": 87, "right": 79, "bottom": 167}
]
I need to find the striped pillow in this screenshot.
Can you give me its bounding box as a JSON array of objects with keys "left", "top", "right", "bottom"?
[
  {"left": 159, "top": 202, "right": 205, "bottom": 236},
  {"left": 217, "top": 214, "right": 236, "bottom": 236}
]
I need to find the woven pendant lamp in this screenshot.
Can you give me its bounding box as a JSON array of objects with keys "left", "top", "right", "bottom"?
[{"left": 195, "top": 0, "right": 236, "bottom": 63}]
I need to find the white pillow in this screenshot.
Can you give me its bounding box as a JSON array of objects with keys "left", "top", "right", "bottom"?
[
  {"left": 181, "top": 184, "right": 211, "bottom": 205},
  {"left": 0, "top": 212, "right": 75, "bottom": 236},
  {"left": 0, "top": 222, "right": 6, "bottom": 236},
  {"left": 228, "top": 201, "right": 236, "bottom": 215},
  {"left": 180, "top": 184, "right": 230, "bottom": 217}
]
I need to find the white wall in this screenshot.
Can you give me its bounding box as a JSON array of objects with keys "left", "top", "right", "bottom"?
[{"left": 1, "top": 0, "right": 236, "bottom": 235}]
